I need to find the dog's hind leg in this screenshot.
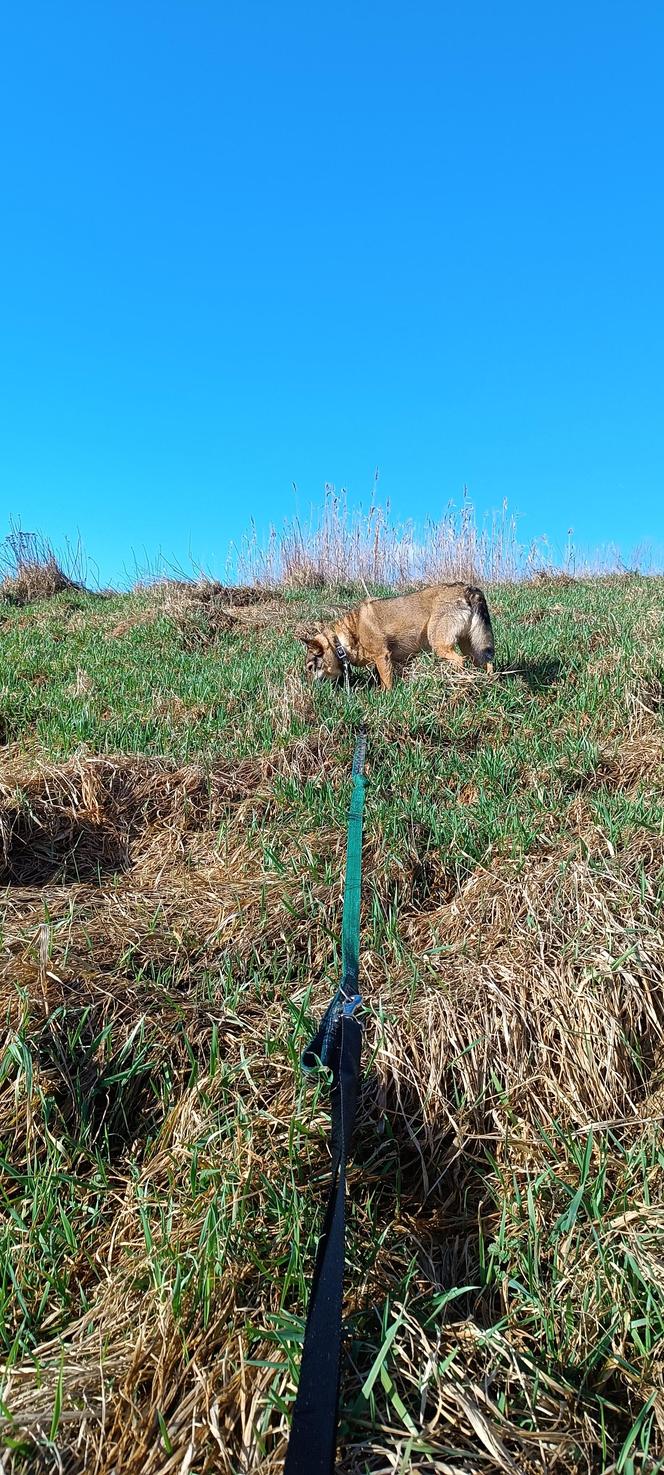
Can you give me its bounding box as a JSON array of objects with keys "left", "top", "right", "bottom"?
[
  {"left": 434, "top": 644, "right": 464, "bottom": 670},
  {"left": 428, "top": 610, "right": 465, "bottom": 671},
  {"left": 459, "top": 635, "right": 493, "bottom": 672}
]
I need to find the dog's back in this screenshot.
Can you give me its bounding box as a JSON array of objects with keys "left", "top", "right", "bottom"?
[{"left": 356, "top": 582, "right": 493, "bottom": 665}]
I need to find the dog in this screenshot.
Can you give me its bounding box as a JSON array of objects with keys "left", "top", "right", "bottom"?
[{"left": 301, "top": 583, "right": 494, "bottom": 690}]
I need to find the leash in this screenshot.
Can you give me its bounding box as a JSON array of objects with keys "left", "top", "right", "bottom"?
[{"left": 284, "top": 725, "right": 367, "bottom": 1475}]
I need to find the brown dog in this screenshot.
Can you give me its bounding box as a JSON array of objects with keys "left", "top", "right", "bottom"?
[{"left": 302, "top": 583, "right": 494, "bottom": 690}]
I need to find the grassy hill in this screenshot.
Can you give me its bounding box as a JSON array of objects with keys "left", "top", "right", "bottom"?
[{"left": 0, "top": 574, "right": 663, "bottom": 1473}]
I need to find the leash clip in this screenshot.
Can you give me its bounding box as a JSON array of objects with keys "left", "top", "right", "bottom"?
[{"left": 334, "top": 639, "right": 351, "bottom": 695}]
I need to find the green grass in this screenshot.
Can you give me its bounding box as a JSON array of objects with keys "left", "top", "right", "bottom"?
[{"left": 0, "top": 574, "right": 663, "bottom": 1473}]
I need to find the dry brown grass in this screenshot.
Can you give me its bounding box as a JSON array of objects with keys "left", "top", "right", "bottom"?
[
  {"left": 234, "top": 490, "right": 650, "bottom": 592},
  {"left": 2, "top": 737, "right": 663, "bottom": 1470},
  {"left": 236, "top": 488, "right": 530, "bottom": 589},
  {"left": 0, "top": 527, "right": 90, "bottom": 606},
  {"left": 110, "top": 579, "right": 290, "bottom": 646}
]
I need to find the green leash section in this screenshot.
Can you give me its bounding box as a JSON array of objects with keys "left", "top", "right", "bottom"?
[
  {"left": 341, "top": 724, "right": 367, "bottom": 996},
  {"left": 300, "top": 723, "right": 366, "bottom": 1072},
  {"left": 285, "top": 725, "right": 367, "bottom": 1475}
]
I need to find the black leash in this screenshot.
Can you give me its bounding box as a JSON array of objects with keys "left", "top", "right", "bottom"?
[{"left": 284, "top": 726, "right": 367, "bottom": 1475}]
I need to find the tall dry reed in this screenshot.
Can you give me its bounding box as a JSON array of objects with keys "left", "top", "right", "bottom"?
[{"left": 236, "top": 487, "right": 548, "bottom": 589}]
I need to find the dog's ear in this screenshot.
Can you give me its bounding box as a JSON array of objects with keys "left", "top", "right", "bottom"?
[{"left": 298, "top": 632, "right": 324, "bottom": 650}]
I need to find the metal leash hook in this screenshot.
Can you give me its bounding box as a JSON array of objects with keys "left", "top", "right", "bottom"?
[{"left": 334, "top": 637, "right": 351, "bottom": 695}]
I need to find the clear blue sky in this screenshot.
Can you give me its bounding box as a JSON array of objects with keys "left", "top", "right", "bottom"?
[{"left": 1, "top": 1, "right": 663, "bottom": 582}]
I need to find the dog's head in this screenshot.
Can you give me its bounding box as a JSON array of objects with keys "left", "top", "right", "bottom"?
[{"left": 300, "top": 630, "right": 344, "bottom": 682}]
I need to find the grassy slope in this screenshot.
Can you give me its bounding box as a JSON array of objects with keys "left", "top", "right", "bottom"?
[{"left": 0, "top": 576, "right": 663, "bottom": 1473}]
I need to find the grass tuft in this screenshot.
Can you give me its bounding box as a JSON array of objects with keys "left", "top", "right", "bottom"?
[{"left": 0, "top": 525, "right": 92, "bottom": 607}]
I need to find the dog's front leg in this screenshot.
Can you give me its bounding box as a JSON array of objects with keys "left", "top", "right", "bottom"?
[{"left": 374, "top": 650, "right": 393, "bottom": 690}]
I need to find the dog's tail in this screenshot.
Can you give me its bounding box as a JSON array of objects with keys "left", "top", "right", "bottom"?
[{"left": 465, "top": 586, "right": 495, "bottom": 667}]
